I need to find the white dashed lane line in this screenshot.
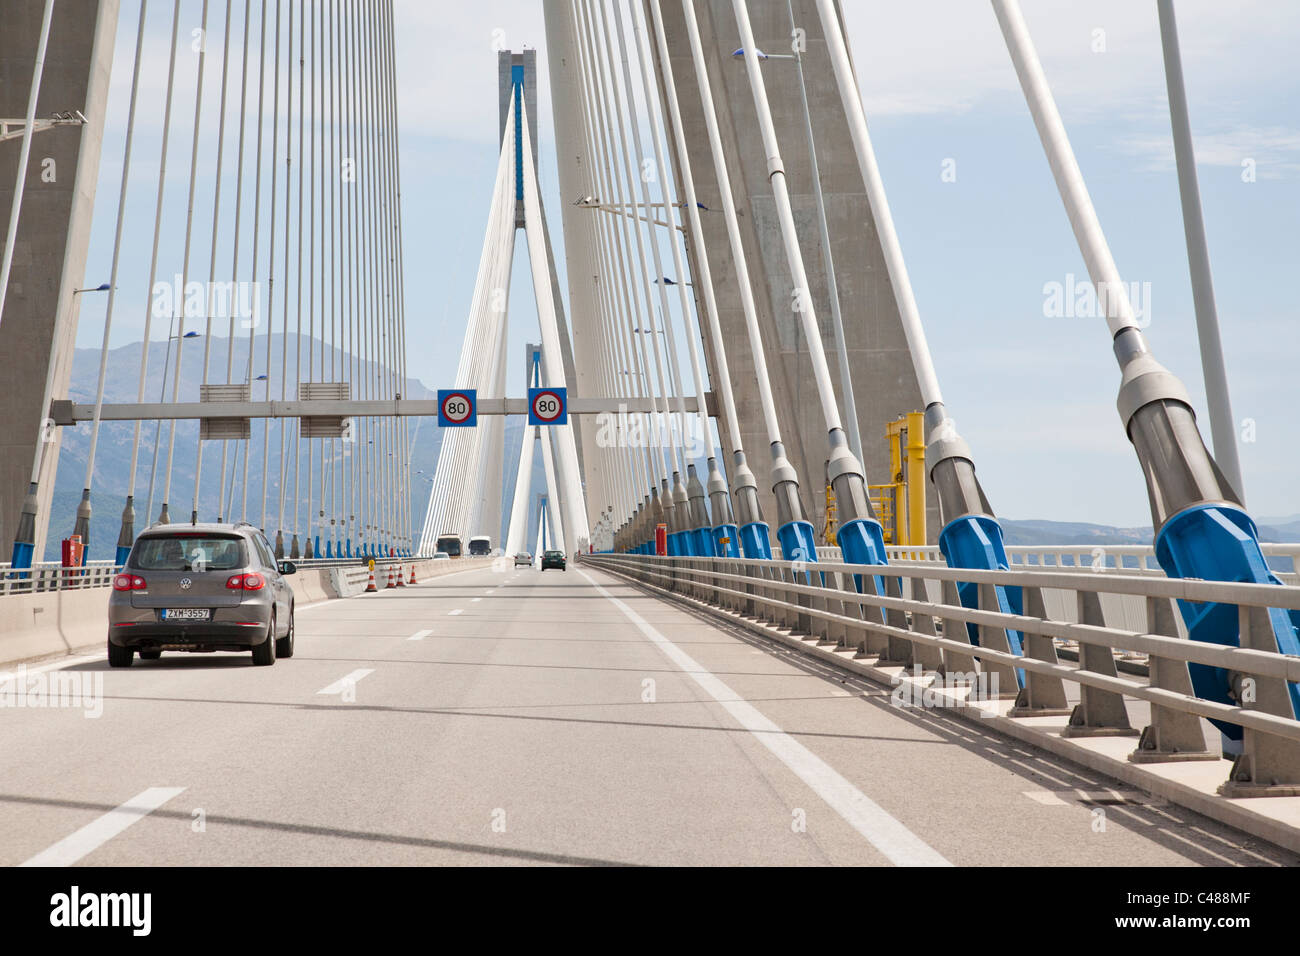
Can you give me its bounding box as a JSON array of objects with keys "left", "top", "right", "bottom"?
[
  {"left": 20, "top": 787, "right": 187, "bottom": 867},
  {"left": 406, "top": 629, "right": 433, "bottom": 642}
]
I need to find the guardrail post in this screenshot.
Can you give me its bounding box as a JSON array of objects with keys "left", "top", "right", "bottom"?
[
  {"left": 838, "top": 571, "right": 867, "bottom": 653},
  {"left": 969, "top": 582, "right": 1025, "bottom": 701},
  {"left": 823, "top": 570, "right": 847, "bottom": 647},
  {"left": 742, "top": 560, "right": 757, "bottom": 618},
  {"left": 770, "top": 565, "right": 788, "bottom": 628},
  {"left": 938, "top": 578, "right": 979, "bottom": 679},
  {"left": 858, "top": 572, "right": 890, "bottom": 658},
  {"left": 793, "top": 565, "right": 813, "bottom": 636},
  {"left": 1129, "top": 594, "right": 1216, "bottom": 762},
  {"left": 1219, "top": 603, "right": 1300, "bottom": 796},
  {"left": 1062, "top": 590, "right": 1139, "bottom": 738},
  {"left": 906, "top": 574, "right": 945, "bottom": 674},
  {"left": 1008, "top": 585, "right": 1072, "bottom": 716},
  {"left": 809, "top": 569, "right": 832, "bottom": 642},
  {"left": 881, "top": 575, "right": 914, "bottom": 667}
]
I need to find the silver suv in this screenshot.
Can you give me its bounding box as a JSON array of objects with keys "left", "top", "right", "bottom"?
[{"left": 107, "top": 523, "right": 296, "bottom": 667}]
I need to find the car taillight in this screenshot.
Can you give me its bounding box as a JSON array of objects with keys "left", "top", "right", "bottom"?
[
  {"left": 225, "top": 572, "right": 265, "bottom": 590},
  {"left": 113, "top": 574, "right": 146, "bottom": 591}
]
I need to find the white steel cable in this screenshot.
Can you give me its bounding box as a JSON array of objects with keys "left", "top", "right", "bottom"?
[
  {"left": 191, "top": 0, "right": 235, "bottom": 525},
  {"left": 575, "top": 0, "right": 667, "bottom": 487},
  {"left": 813, "top": 0, "right": 944, "bottom": 409},
  {"left": 608, "top": 0, "right": 692, "bottom": 477},
  {"left": 128, "top": 1, "right": 182, "bottom": 516},
  {"left": 731, "top": 0, "right": 843, "bottom": 435},
  {"left": 240, "top": 0, "right": 270, "bottom": 524},
  {"left": 159, "top": 0, "right": 212, "bottom": 521},
  {"left": 646, "top": 0, "right": 744, "bottom": 458},
  {"left": 217, "top": 0, "right": 254, "bottom": 523},
  {"left": 679, "top": 0, "right": 783, "bottom": 450},
  {"left": 83, "top": 1, "right": 149, "bottom": 506},
  {"left": 629, "top": 0, "right": 716, "bottom": 465}
]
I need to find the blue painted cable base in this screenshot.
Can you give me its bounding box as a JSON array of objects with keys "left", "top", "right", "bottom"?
[
  {"left": 738, "top": 521, "right": 771, "bottom": 560},
  {"left": 115, "top": 545, "right": 131, "bottom": 568},
  {"left": 712, "top": 524, "right": 740, "bottom": 558},
  {"left": 777, "top": 520, "right": 819, "bottom": 584},
  {"left": 1157, "top": 503, "right": 1300, "bottom": 741},
  {"left": 9, "top": 541, "right": 34, "bottom": 574},
  {"left": 938, "top": 513, "right": 1026, "bottom": 688},
  {"left": 693, "top": 527, "right": 716, "bottom": 557},
  {"left": 836, "top": 517, "right": 888, "bottom": 603},
  {"left": 684, "top": 530, "right": 699, "bottom": 556}
]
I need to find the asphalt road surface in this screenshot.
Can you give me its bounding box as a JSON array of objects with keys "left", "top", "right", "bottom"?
[{"left": 1, "top": 561, "right": 1293, "bottom": 866}]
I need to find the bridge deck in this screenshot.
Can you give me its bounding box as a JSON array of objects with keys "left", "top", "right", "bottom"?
[{"left": 0, "top": 564, "right": 1289, "bottom": 866}]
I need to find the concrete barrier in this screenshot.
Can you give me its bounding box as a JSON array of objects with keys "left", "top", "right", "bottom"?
[{"left": 0, "top": 556, "right": 494, "bottom": 668}]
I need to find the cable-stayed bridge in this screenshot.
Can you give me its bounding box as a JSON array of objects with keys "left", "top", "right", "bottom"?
[{"left": 1, "top": 0, "right": 1300, "bottom": 879}]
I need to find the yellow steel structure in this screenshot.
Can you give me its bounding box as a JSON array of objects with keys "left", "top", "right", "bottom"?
[{"left": 849, "top": 411, "right": 926, "bottom": 548}]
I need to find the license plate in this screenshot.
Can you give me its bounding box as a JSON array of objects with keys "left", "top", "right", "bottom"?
[{"left": 161, "top": 608, "right": 211, "bottom": 622}]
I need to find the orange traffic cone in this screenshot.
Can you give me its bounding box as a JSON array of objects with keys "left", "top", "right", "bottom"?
[
  {"left": 385, "top": 565, "right": 397, "bottom": 589},
  {"left": 408, "top": 564, "right": 417, "bottom": 585},
  {"left": 365, "top": 566, "right": 378, "bottom": 593},
  {"left": 395, "top": 562, "right": 406, "bottom": 587}
]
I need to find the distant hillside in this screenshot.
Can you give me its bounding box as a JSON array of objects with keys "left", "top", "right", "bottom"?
[{"left": 999, "top": 517, "right": 1300, "bottom": 547}]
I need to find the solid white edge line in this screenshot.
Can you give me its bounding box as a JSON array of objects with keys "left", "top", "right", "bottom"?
[
  {"left": 19, "top": 786, "right": 187, "bottom": 867},
  {"left": 316, "top": 668, "right": 375, "bottom": 695},
  {"left": 576, "top": 568, "right": 952, "bottom": 868}
]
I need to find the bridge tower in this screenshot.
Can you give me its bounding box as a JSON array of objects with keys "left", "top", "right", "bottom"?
[{"left": 0, "top": 0, "right": 119, "bottom": 564}]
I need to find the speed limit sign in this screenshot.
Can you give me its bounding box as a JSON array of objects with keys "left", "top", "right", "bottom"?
[
  {"left": 528, "top": 387, "right": 567, "bottom": 426},
  {"left": 437, "top": 389, "right": 477, "bottom": 427}
]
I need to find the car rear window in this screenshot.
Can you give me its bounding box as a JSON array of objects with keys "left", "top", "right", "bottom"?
[{"left": 130, "top": 535, "right": 247, "bottom": 571}]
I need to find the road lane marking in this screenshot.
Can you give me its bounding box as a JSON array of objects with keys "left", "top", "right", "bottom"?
[
  {"left": 471, "top": 598, "right": 482, "bottom": 603},
  {"left": 448, "top": 609, "right": 463, "bottom": 616},
  {"left": 317, "top": 669, "right": 375, "bottom": 695},
  {"left": 407, "top": 629, "right": 433, "bottom": 642},
  {"left": 20, "top": 787, "right": 186, "bottom": 867},
  {"left": 577, "top": 568, "right": 952, "bottom": 868}
]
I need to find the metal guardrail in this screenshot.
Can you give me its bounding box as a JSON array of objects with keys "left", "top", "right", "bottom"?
[
  {"left": 811, "top": 542, "right": 1300, "bottom": 581},
  {"left": 584, "top": 551, "right": 1300, "bottom": 798},
  {"left": 0, "top": 556, "right": 413, "bottom": 596}
]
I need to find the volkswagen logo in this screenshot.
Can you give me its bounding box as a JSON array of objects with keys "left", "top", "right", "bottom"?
[{"left": 180, "top": 578, "right": 192, "bottom": 590}]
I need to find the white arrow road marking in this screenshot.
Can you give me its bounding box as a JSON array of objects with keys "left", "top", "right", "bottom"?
[
  {"left": 317, "top": 669, "right": 375, "bottom": 695},
  {"left": 20, "top": 787, "right": 187, "bottom": 867},
  {"left": 406, "top": 629, "right": 433, "bottom": 642},
  {"left": 577, "top": 569, "right": 952, "bottom": 868}
]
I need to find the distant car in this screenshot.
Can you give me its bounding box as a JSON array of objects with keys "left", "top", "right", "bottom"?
[
  {"left": 541, "top": 550, "right": 566, "bottom": 571},
  {"left": 432, "top": 552, "right": 450, "bottom": 561},
  {"left": 513, "top": 551, "right": 532, "bottom": 568},
  {"left": 107, "top": 522, "right": 296, "bottom": 667}
]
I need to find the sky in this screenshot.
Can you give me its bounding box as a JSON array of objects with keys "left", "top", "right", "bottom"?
[{"left": 74, "top": 0, "right": 1300, "bottom": 528}]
